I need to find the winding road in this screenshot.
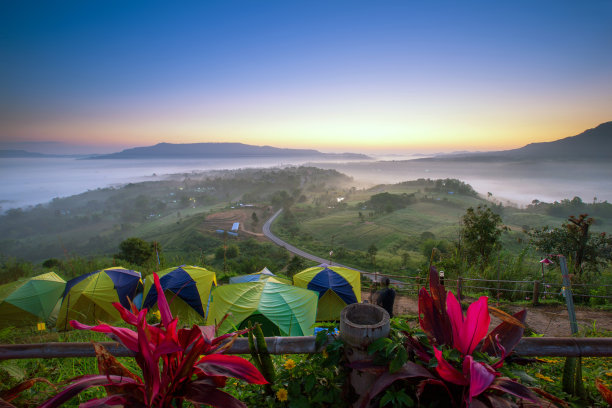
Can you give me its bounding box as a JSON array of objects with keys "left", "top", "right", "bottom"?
[{"left": 262, "top": 208, "right": 397, "bottom": 285}]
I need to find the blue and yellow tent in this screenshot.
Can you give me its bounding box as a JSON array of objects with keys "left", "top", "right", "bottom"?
[
  {"left": 142, "top": 265, "right": 216, "bottom": 321},
  {"left": 229, "top": 267, "right": 291, "bottom": 285},
  {"left": 207, "top": 281, "right": 318, "bottom": 336},
  {"left": 293, "top": 265, "right": 361, "bottom": 321},
  {"left": 57, "top": 267, "right": 141, "bottom": 330}
]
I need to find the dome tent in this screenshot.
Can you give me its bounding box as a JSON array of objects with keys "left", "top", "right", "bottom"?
[
  {"left": 141, "top": 265, "right": 216, "bottom": 321},
  {"left": 229, "top": 267, "right": 291, "bottom": 285},
  {"left": 293, "top": 265, "right": 361, "bottom": 321},
  {"left": 207, "top": 281, "right": 317, "bottom": 336},
  {"left": 0, "top": 272, "right": 66, "bottom": 328},
  {"left": 57, "top": 267, "right": 141, "bottom": 330}
]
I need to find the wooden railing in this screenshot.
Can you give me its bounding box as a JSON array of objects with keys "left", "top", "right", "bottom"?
[{"left": 2, "top": 337, "right": 612, "bottom": 360}]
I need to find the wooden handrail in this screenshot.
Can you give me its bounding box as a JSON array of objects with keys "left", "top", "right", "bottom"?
[{"left": 2, "top": 337, "right": 612, "bottom": 360}]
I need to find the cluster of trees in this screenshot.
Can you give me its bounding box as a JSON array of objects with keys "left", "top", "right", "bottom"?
[
  {"left": 400, "top": 178, "right": 478, "bottom": 197},
  {"left": 526, "top": 196, "right": 612, "bottom": 218},
  {"left": 529, "top": 214, "right": 612, "bottom": 275},
  {"left": 421, "top": 205, "right": 612, "bottom": 286},
  {"left": 115, "top": 237, "right": 162, "bottom": 266},
  {"left": 362, "top": 192, "right": 417, "bottom": 214}
]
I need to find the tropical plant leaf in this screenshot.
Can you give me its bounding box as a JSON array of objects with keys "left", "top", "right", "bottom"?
[
  {"left": 469, "top": 399, "right": 489, "bottom": 408},
  {"left": 153, "top": 273, "right": 173, "bottom": 327},
  {"left": 135, "top": 318, "right": 161, "bottom": 404},
  {"left": 418, "top": 288, "right": 452, "bottom": 347},
  {"left": 94, "top": 343, "right": 140, "bottom": 382},
  {"left": 595, "top": 379, "right": 612, "bottom": 406},
  {"left": 0, "top": 378, "right": 55, "bottom": 402},
  {"left": 183, "top": 381, "right": 247, "bottom": 408},
  {"left": 483, "top": 394, "right": 514, "bottom": 408},
  {"left": 358, "top": 361, "right": 434, "bottom": 408},
  {"left": 465, "top": 356, "right": 495, "bottom": 399},
  {"left": 38, "top": 375, "right": 140, "bottom": 408},
  {"left": 447, "top": 292, "right": 490, "bottom": 355},
  {"left": 489, "top": 378, "right": 540, "bottom": 404},
  {"left": 69, "top": 320, "right": 140, "bottom": 352},
  {"left": 531, "top": 387, "right": 569, "bottom": 407},
  {"left": 488, "top": 307, "right": 525, "bottom": 328},
  {"left": 78, "top": 394, "right": 130, "bottom": 408},
  {"left": 481, "top": 310, "right": 526, "bottom": 356},
  {"left": 93, "top": 342, "right": 143, "bottom": 402},
  {"left": 428, "top": 266, "right": 447, "bottom": 320},
  {"left": 195, "top": 354, "right": 268, "bottom": 384},
  {"left": 415, "top": 378, "right": 455, "bottom": 407},
  {"left": 433, "top": 347, "right": 468, "bottom": 386}
]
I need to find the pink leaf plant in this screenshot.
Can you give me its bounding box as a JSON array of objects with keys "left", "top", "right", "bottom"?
[
  {"left": 40, "top": 273, "right": 267, "bottom": 408},
  {"left": 360, "top": 267, "right": 543, "bottom": 408}
]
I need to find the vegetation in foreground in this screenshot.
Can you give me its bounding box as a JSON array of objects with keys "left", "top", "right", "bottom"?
[{"left": 3, "top": 268, "right": 612, "bottom": 407}]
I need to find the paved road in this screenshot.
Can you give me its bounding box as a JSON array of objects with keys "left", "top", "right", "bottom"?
[{"left": 262, "top": 209, "right": 401, "bottom": 286}]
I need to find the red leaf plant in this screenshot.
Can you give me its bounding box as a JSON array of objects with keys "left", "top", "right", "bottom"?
[
  {"left": 359, "top": 267, "right": 543, "bottom": 408},
  {"left": 39, "top": 273, "right": 267, "bottom": 408}
]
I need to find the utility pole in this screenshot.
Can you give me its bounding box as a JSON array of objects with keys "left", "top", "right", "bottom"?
[{"left": 330, "top": 233, "right": 338, "bottom": 265}]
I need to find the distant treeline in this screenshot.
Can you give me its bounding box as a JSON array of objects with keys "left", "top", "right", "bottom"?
[{"left": 527, "top": 196, "right": 612, "bottom": 219}]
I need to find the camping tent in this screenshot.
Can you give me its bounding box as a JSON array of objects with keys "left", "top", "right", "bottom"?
[
  {"left": 207, "top": 281, "right": 318, "bottom": 336},
  {"left": 0, "top": 272, "right": 66, "bottom": 328},
  {"left": 229, "top": 267, "right": 291, "bottom": 285},
  {"left": 57, "top": 267, "right": 141, "bottom": 330},
  {"left": 142, "top": 265, "right": 217, "bottom": 321},
  {"left": 293, "top": 265, "right": 361, "bottom": 321}
]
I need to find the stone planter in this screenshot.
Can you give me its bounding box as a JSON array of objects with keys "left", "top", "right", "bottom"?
[{"left": 340, "top": 303, "right": 390, "bottom": 407}]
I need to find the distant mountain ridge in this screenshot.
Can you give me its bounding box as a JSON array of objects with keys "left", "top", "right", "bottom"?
[
  {"left": 0, "top": 149, "right": 48, "bottom": 158},
  {"left": 89, "top": 142, "right": 371, "bottom": 160},
  {"left": 432, "top": 121, "right": 612, "bottom": 161},
  {"left": 0, "top": 149, "right": 92, "bottom": 158}
]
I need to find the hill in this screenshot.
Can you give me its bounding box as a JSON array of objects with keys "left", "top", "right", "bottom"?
[
  {"left": 89, "top": 142, "right": 371, "bottom": 160},
  {"left": 0, "top": 149, "right": 50, "bottom": 158},
  {"left": 432, "top": 121, "right": 612, "bottom": 161}
]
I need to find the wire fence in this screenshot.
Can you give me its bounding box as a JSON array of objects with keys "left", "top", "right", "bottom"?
[{"left": 361, "top": 272, "right": 612, "bottom": 304}]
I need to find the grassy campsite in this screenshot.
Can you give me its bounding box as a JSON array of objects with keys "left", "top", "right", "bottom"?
[{"left": 1, "top": 167, "right": 612, "bottom": 406}]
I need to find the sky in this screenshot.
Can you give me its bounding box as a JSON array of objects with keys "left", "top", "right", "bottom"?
[{"left": 1, "top": 0, "right": 611, "bottom": 154}]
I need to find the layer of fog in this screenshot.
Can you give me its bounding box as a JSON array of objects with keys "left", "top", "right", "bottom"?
[
  {"left": 2, "top": 156, "right": 611, "bottom": 211},
  {"left": 313, "top": 159, "right": 612, "bottom": 207}
]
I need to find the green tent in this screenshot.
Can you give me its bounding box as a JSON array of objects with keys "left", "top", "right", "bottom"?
[
  {"left": 0, "top": 272, "right": 66, "bottom": 328},
  {"left": 57, "top": 267, "right": 142, "bottom": 330},
  {"left": 293, "top": 265, "right": 362, "bottom": 321},
  {"left": 206, "top": 281, "right": 318, "bottom": 336},
  {"left": 141, "top": 265, "right": 217, "bottom": 322}
]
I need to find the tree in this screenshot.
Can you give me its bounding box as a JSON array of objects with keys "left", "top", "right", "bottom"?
[
  {"left": 529, "top": 213, "right": 612, "bottom": 275},
  {"left": 286, "top": 255, "right": 305, "bottom": 277},
  {"left": 115, "top": 237, "right": 159, "bottom": 266},
  {"left": 42, "top": 258, "right": 63, "bottom": 269},
  {"left": 460, "top": 205, "right": 507, "bottom": 270},
  {"left": 251, "top": 212, "right": 259, "bottom": 226}
]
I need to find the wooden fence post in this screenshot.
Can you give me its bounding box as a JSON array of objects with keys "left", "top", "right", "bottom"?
[
  {"left": 457, "top": 277, "right": 463, "bottom": 301},
  {"left": 532, "top": 280, "right": 540, "bottom": 306},
  {"left": 559, "top": 256, "right": 578, "bottom": 335}
]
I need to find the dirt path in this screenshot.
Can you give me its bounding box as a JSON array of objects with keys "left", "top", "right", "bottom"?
[{"left": 375, "top": 291, "right": 612, "bottom": 337}]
